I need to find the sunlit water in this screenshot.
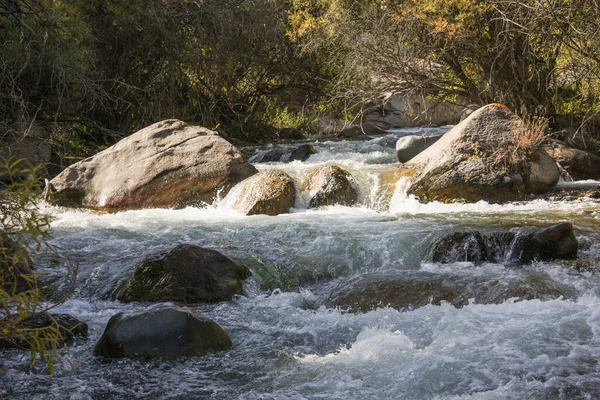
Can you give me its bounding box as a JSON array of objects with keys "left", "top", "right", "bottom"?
[{"left": 2, "top": 127, "right": 600, "bottom": 399}]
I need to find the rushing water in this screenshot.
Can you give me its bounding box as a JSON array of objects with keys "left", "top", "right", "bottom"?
[{"left": 2, "top": 127, "right": 600, "bottom": 399}]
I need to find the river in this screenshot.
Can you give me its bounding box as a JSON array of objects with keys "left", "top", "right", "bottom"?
[{"left": 2, "top": 126, "right": 600, "bottom": 399}]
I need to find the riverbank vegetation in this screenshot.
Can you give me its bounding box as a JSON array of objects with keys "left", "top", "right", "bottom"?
[{"left": 2, "top": 0, "right": 599, "bottom": 169}]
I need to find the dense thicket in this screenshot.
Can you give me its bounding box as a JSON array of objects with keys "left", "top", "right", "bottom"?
[
  {"left": 1, "top": 0, "right": 599, "bottom": 165},
  {"left": 288, "top": 0, "right": 600, "bottom": 136},
  {"left": 0, "top": 0, "right": 325, "bottom": 167}
]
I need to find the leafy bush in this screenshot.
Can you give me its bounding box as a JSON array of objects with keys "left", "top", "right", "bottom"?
[{"left": 0, "top": 157, "right": 73, "bottom": 372}]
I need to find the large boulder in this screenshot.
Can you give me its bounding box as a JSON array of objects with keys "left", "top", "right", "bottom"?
[
  {"left": 0, "top": 312, "right": 88, "bottom": 350},
  {"left": 43, "top": 120, "right": 257, "bottom": 210},
  {"left": 542, "top": 140, "right": 600, "bottom": 180},
  {"left": 430, "top": 222, "right": 578, "bottom": 265},
  {"left": 232, "top": 170, "right": 296, "bottom": 216},
  {"left": 395, "top": 135, "right": 442, "bottom": 163},
  {"left": 327, "top": 270, "right": 574, "bottom": 313},
  {"left": 406, "top": 104, "right": 560, "bottom": 202},
  {"left": 118, "top": 244, "right": 250, "bottom": 304},
  {"left": 304, "top": 165, "right": 358, "bottom": 208},
  {"left": 250, "top": 144, "right": 316, "bottom": 163},
  {"left": 93, "top": 304, "right": 231, "bottom": 358}
]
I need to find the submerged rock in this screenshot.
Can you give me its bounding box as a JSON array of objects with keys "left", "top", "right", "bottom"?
[
  {"left": 431, "top": 222, "right": 578, "bottom": 265},
  {"left": 118, "top": 244, "right": 250, "bottom": 304},
  {"left": 406, "top": 104, "right": 560, "bottom": 202},
  {"left": 43, "top": 120, "right": 257, "bottom": 210},
  {"left": 305, "top": 165, "right": 358, "bottom": 208},
  {"left": 233, "top": 170, "right": 296, "bottom": 216},
  {"left": 327, "top": 270, "right": 575, "bottom": 313},
  {"left": 0, "top": 312, "right": 88, "bottom": 350},
  {"left": 395, "top": 134, "right": 442, "bottom": 163},
  {"left": 250, "top": 144, "right": 316, "bottom": 163},
  {"left": 93, "top": 304, "right": 231, "bottom": 358}
]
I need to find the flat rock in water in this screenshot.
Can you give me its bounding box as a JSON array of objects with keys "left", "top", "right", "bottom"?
[
  {"left": 327, "top": 270, "right": 575, "bottom": 313},
  {"left": 118, "top": 244, "right": 250, "bottom": 304},
  {"left": 43, "top": 120, "right": 257, "bottom": 210},
  {"left": 305, "top": 165, "right": 358, "bottom": 208},
  {"left": 406, "top": 104, "right": 560, "bottom": 202},
  {"left": 93, "top": 303, "right": 231, "bottom": 358},
  {"left": 233, "top": 170, "right": 296, "bottom": 216}
]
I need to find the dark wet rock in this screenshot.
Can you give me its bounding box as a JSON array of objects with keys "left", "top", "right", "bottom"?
[
  {"left": 0, "top": 312, "right": 88, "bottom": 350},
  {"left": 396, "top": 135, "right": 442, "bottom": 163},
  {"left": 1, "top": 232, "right": 34, "bottom": 293},
  {"left": 508, "top": 222, "right": 578, "bottom": 264},
  {"left": 542, "top": 140, "right": 600, "bottom": 180},
  {"left": 327, "top": 270, "right": 575, "bottom": 313},
  {"left": 305, "top": 165, "right": 358, "bottom": 208},
  {"left": 431, "top": 231, "right": 514, "bottom": 263},
  {"left": 431, "top": 222, "right": 578, "bottom": 265},
  {"left": 336, "top": 124, "right": 386, "bottom": 138},
  {"left": 406, "top": 104, "right": 560, "bottom": 203},
  {"left": 118, "top": 244, "right": 250, "bottom": 304},
  {"left": 43, "top": 120, "right": 257, "bottom": 210},
  {"left": 251, "top": 144, "right": 316, "bottom": 163},
  {"left": 233, "top": 170, "right": 296, "bottom": 216},
  {"left": 93, "top": 303, "right": 231, "bottom": 358},
  {"left": 275, "top": 128, "right": 305, "bottom": 141}
]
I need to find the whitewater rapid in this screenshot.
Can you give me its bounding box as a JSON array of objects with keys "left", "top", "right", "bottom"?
[{"left": 2, "top": 126, "right": 600, "bottom": 399}]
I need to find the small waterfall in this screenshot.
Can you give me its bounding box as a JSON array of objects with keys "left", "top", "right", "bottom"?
[{"left": 556, "top": 162, "right": 574, "bottom": 182}]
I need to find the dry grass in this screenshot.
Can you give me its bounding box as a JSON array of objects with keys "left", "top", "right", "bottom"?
[{"left": 492, "top": 114, "right": 548, "bottom": 170}]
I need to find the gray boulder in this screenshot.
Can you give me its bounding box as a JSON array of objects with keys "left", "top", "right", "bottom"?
[
  {"left": 43, "top": 120, "right": 257, "bottom": 210},
  {"left": 395, "top": 135, "right": 442, "bottom": 163},
  {"left": 305, "top": 165, "right": 358, "bottom": 208},
  {"left": 118, "top": 244, "right": 250, "bottom": 304},
  {"left": 93, "top": 304, "right": 231, "bottom": 358},
  {"left": 233, "top": 170, "right": 296, "bottom": 216},
  {"left": 406, "top": 104, "right": 560, "bottom": 202}
]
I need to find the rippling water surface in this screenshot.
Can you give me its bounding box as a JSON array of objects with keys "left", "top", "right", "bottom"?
[{"left": 2, "top": 127, "right": 600, "bottom": 399}]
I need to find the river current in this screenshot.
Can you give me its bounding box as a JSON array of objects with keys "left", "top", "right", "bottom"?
[{"left": 2, "top": 127, "right": 600, "bottom": 399}]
